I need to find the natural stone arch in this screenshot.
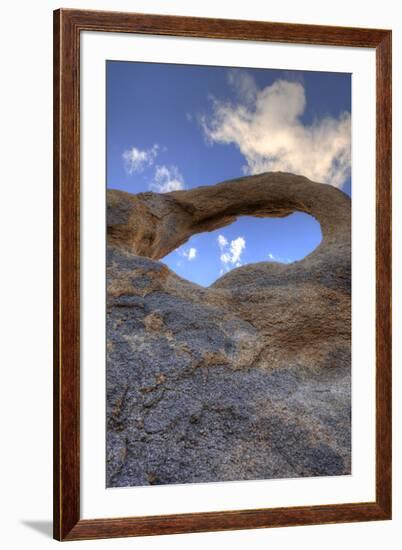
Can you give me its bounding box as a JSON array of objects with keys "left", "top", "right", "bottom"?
[
  {"left": 107, "top": 171, "right": 350, "bottom": 265},
  {"left": 106, "top": 172, "right": 352, "bottom": 487}
]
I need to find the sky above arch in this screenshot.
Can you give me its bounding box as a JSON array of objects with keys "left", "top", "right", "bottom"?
[{"left": 107, "top": 61, "right": 351, "bottom": 287}]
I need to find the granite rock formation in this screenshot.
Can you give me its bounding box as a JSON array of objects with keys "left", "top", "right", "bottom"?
[{"left": 106, "top": 172, "right": 351, "bottom": 487}]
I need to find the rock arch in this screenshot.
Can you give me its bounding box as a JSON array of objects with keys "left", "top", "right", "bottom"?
[
  {"left": 108, "top": 172, "right": 350, "bottom": 258},
  {"left": 106, "top": 172, "right": 352, "bottom": 487}
]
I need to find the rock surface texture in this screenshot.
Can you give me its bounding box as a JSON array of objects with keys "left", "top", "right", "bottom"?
[{"left": 106, "top": 172, "right": 351, "bottom": 487}]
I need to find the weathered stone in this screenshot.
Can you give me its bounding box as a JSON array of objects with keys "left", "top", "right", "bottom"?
[{"left": 106, "top": 172, "right": 351, "bottom": 487}]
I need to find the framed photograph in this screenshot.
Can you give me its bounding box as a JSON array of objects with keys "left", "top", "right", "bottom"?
[{"left": 53, "top": 8, "right": 392, "bottom": 541}]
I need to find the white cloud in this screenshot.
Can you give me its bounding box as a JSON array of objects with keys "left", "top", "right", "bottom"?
[
  {"left": 184, "top": 247, "right": 197, "bottom": 260},
  {"left": 230, "top": 237, "right": 246, "bottom": 264},
  {"left": 217, "top": 234, "right": 228, "bottom": 249},
  {"left": 201, "top": 74, "right": 351, "bottom": 189},
  {"left": 149, "top": 165, "right": 185, "bottom": 193},
  {"left": 220, "top": 252, "right": 230, "bottom": 264},
  {"left": 122, "top": 144, "right": 159, "bottom": 174},
  {"left": 217, "top": 234, "right": 246, "bottom": 272},
  {"left": 176, "top": 246, "right": 197, "bottom": 261},
  {"left": 122, "top": 145, "right": 186, "bottom": 194}
]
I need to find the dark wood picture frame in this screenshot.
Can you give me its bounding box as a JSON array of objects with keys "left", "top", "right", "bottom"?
[{"left": 53, "top": 8, "right": 392, "bottom": 541}]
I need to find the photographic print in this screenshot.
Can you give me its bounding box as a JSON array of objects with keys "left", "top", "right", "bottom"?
[
  {"left": 54, "top": 10, "right": 392, "bottom": 539},
  {"left": 106, "top": 61, "right": 352, "bottom": 488}
]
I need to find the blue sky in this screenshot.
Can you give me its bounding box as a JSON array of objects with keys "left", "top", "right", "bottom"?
[{"left": 107, "top": 61, "right": 351, "bottom": 287}]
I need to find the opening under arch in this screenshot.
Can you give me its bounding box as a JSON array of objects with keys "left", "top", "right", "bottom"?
[{"left": 161, "top": 212, "right": 322, "bottom": 287}]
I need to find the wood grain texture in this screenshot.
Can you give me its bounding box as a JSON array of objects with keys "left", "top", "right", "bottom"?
[
  {"left": 60, "top": 7, "right": 388, "bottom": 46},
  {"left": 375, "top": 31, "right": 392, "bottom": 518},
  {"left": 53, "top": 8, "right": 392, "bottom": 541},
  {"left": 62, "top": 502, "right": 389, "bottom": 541},
  {"left": 53, "top": 9, "right": 81, "bottom": 541}
]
